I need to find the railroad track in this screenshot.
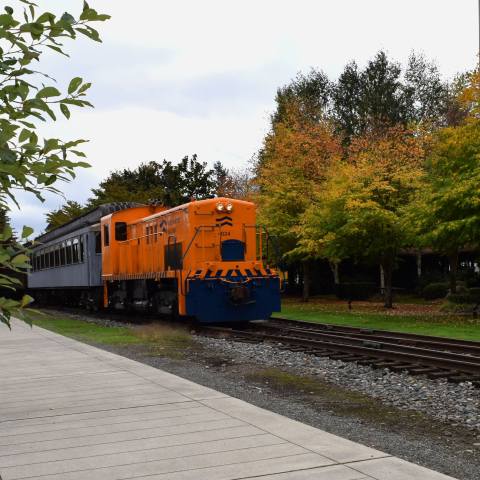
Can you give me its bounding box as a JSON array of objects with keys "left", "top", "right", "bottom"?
[{"left": 198, "top": 318, "right": 480, "bottom": 386}]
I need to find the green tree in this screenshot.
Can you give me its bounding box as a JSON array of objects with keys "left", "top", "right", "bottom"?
[
  {"left": 45, "top": 200, "right": 86, "bottom": 231},
  {"left": 272, "top": 69, "right": 331, "bottom": 126},
  {"left": 333, "top": 51, "right": 449, "bottom": 141},
  {"left": 408, "top": 71, "right": 480, "bottom": 293},
  {"left": 0, "top": 1, "right": 109, "bottom": 326},
  {"left": 88, "top": 155, "right": 216, "bottom": 209}
]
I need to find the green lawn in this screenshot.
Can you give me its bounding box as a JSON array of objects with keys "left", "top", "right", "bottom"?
[
  {"left": 24, "top": 310, "right": 194, "bottom": 357},
  {"left": 274, "top": 303, "right": 480, "bottom": 342},
  {"left": 25, "top": 311, "right": 142, "bottom": 345}
]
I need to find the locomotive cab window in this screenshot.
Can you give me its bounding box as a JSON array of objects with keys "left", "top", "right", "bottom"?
[
  {"left": 103, "top": 225, "right": 110, "bottom": 247},
  {"left": 115, "top": 222, "right": 127, "bottom": 241}
]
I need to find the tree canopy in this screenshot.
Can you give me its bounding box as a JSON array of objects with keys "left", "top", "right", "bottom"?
[
  {"left": 255, "top": 50, "right": 466, "bottom": 305},
  {"left": 0, "top": 0, "right": 109, "bottom": 325},
  {"left": 408, "top": 71, "right": 480, "bottom": 292}
]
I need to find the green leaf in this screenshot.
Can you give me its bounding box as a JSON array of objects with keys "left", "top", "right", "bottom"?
[
  {"left": 68, "top": 77, "right": 82, "bottom": 94},
  {"left": 11, "top": 254, "right": 30, "bottom": 267},
  {"left": 70, "top": 150, "right": 86, "bottom": 157},
  {"left": 19, "top": 128, "right": 31, "bottom": 143},
  {"left": 36, "top": 86, "right": 61, "bottom": 99},
  {"left": 21, "top": 294, "right": 34, "bottom": 308},
  {"left": 76, "top": 27, "right": 100, "bottom": 42},
  {"left": 0, "top": 13, "right": 19, "bottom": 27},
  {"left": 36, "top": 12, "right": 55, "bottom": 23},
  {"left": 60, "top": 12, "right": 75, "bottom": 24},
  {"left": 4, "top": 6, "right": 13, "bottom": 14},
  {"left": 19, "top": 21, "right": 44, "bottom": 36},
  {"left": 2, "top": 226, "right": 12, "bottom": 241},
  {"left": 47, "top": 44, "right": 68, "bottom": 56},
  {"left": 45, "top": 175, "right": 57, "bottom": 186},
  {"left": 60, "top": 103, "right": 70, "bottom": 119},
  {"left": 44, "top": 138, "right": 59, "bottom": 152},
  {"left": 77, "top": 82, "right": 92, "bottom": 94},
  {"left": 74, "top": 161, "right": 90, "bottom": 168},
  {"left": 21, "top": 226, "right": 34, "bottom": 238}
]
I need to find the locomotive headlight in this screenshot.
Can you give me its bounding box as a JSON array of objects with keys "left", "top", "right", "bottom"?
[
  {"left": 216, "top": 202, "right": 225, "bottom": 212},
  {"left": 226, "top": 203, "right": 233, "bottom": 212}
]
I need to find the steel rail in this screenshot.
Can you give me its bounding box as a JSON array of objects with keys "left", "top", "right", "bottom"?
[
  {"left": 268, "top": 317, "right": 480, "bottom": 350},
  {"left": 200, "top": 325, "right": 480, "bottom": 384},
  {"left": 259, "top": 322, "right": 480, "bottom": 357}
]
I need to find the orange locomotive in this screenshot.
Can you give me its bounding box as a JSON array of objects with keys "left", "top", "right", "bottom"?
[{"left": 100, "top": 197, "right": 281, "bottom": 323}]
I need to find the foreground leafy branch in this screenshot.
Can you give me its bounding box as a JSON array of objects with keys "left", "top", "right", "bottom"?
[{"left": 0, "top": 1, "right": 110, "bottom": 326}]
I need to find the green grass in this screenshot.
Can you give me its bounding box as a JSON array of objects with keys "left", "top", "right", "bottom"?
[
  {"left": 24, "top": 311, "right": 193, "bottom": 355},
  {"left": 25, "top": 311, "right": 143, "bottom": 345},
  {"left": 274, "top": 303, "right": 480, "bottom": 342}
]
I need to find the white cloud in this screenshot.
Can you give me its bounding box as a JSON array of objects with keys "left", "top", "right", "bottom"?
[{"left": 10, "top": 0, "right": 479, "bottom": 234}]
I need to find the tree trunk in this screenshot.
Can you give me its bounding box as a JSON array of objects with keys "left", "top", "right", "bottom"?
[
  {"left": 382, "top": 259, "right": 394, "bottom": 308},
  {"left": 302, "top": 260, "right": 310, "bottom": 302},
  {"left": 416, "top": 251, "right": 422, "bottom": 278},
  {"left": 448, "top": 250, "right": 459, "bottom": 294},
  {"left": 329, "top": 261, "right": 340, "bottom": 285},
  {"left": 380, "top": 265, "right": 385, "bottom": 293}
]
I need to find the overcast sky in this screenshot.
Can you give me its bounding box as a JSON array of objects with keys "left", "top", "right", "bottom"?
[{"left": 11, "top": 0, "right": 479, "bottom": 234}]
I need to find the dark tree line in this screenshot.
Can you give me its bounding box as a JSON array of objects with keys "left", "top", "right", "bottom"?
[
  {"left": 45, "top": 156, "right": 240, "bottom": 231},
  {"left": 271, "top": 51, "right": 463, "bottom": 142}
]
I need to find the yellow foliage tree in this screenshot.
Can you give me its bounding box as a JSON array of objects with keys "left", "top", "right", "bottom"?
[
  {"left": 255, "top": 102, "right": 342, "bottom": 300},
  {"left": 298, "top": 127, "right": 428, "bottom": 307}
]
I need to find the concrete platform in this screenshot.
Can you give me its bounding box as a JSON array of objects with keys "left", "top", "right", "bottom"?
[{"left": 0, "top": 320, "right": 457, "bottom": 480}]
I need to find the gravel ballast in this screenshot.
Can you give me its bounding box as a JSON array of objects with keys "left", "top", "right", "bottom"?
[{"left": 194, "top": 336, "right": 480, "bottom": 432}]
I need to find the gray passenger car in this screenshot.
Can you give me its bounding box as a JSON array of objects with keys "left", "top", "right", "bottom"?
[{"left": 28, "top": 203, "right": 140, "bottom": 308}]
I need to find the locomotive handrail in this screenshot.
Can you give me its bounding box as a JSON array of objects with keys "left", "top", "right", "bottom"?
[{"left": 182, "top": 225, "right": 216, "bottom": 261}]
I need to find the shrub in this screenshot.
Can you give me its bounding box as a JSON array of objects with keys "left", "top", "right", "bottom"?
[
  {"left": 447, "top": 293, "right": 473, "bottom": 304},
  {"left": 440, "top": 301, "right": 475, "bottom": 313},
  {"left": 468, "top": 287, "right": 480, "bottom": 303},
  {"left": 422, "top": 282, "right": 449, "bottom": 300}
]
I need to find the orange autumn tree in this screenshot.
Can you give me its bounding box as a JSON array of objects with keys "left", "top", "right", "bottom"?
[
  {"left": 255, "top": 102, "right": 342, "bottom": 300},
  {"left": 298, "top": 127, "right": 428, "bottom": 308}
]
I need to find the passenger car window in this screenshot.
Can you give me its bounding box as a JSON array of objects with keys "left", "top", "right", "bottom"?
[
  {"left": 60, "top": 242, "right": 66, "bottom": 265},
  {"left": 66, "top": 239, "right": 72, "bottom": 264},
  {"left": 72, "top": 238, "right": 79, "bottom": 263},
  {"left": 95, "top": 231, "right": 101, "bottom": 253},
  {"left": 54, "top": 245, "right": 60, "bottom": 267},
  {"left": 80, "top": 237, "right": 85, "bottom": 261}
]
